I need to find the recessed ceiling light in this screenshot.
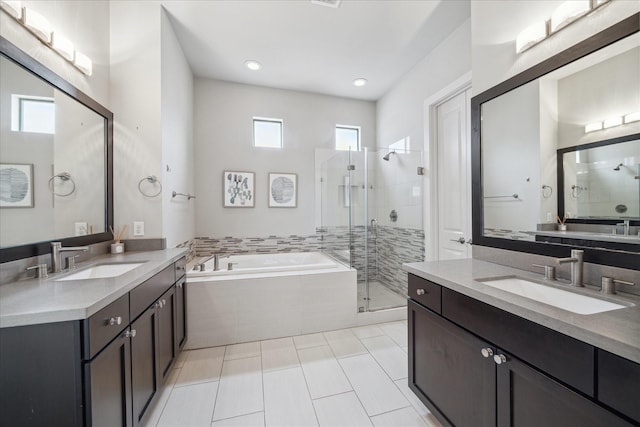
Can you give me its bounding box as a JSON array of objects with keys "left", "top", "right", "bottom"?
[
  {"left": 353, "top": 78, "right": 367, "bottom": 87},
  {"left": 245, "top": 60, "right": 262, "bottom": 71},
  {"left": 310, "top": 0, "right": 341, "bottom": 9}
]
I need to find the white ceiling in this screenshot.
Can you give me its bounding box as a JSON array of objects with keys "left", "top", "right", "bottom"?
[{"left": 161, "top": 0, "right": 470, "bottom": 101}]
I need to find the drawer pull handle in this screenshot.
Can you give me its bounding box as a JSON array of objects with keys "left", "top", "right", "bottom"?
[
  {"left": 416, "top": 289, "right": 426, "bottom": 296},
  {"left": 480, "top": 347, "right": 493, "bottom": 358},
  {"left": 108, "top": 316, "right": 123, "bottom": 326},
  {"left": 493, "top": 354, "right": 507, "bottom": 365},
  {"left": 124, "top": 329, "right": 137, "bottom": 339}
]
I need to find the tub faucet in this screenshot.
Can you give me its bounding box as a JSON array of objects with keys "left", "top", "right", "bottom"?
[
  {"left": 556, "top": 249, "right": 584, "bottom": 287},
  {"left": 51, "top": 242, "right": 89, "bottom": 273},
  {"left": 615, "top": 220, "right": 630, "bottom": 236}
]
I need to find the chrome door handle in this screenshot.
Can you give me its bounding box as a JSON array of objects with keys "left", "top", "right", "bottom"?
[
  {"left": 124, "top": 329, "right": 137, "bottom": 339},
  {"left": 480, "top": 347, "right": 494, "bottom": 358},
  {"left": 416, "top": 289, "right": 426, "bottom": 296},
  {"left": 493, "top": 354, "right": 507, "bottom": 365},
  {"left": 450, "top": 237, "right": 466, "bottom": 244},
  {"left": 108, "top": 316, "right": 123, "bottom": 326}
]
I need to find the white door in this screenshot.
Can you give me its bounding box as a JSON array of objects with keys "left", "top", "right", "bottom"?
[{"left": 436, "top": 89, "right": 472, "bottom": 260}]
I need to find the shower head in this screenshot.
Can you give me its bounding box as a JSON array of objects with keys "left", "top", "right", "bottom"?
[
  {"left": 613, "top": 163, "right": 624, "bottom": 171},
  {"left": 383, "top": 150, "right": 396, "bottom": 161}
]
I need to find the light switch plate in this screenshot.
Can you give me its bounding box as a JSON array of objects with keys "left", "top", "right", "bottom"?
[
  {"left": 75, "top": 222, "right": 88, "bottom": 236},
  {"left": 133, "top": 221, "right": 145, "bottom": 236}
]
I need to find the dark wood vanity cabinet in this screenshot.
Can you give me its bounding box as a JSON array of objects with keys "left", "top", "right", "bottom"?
[
  {"left": 0, "top": 256, "right": 188, "bottom": 427},
  {"left": 408, "top": 299, "right": 495, "bottom": 426},
  {"left": 407, "top": 273, "right": 638, "bottom": 427},
  {"left": 84, "top": 328, "right": 132, "bottom": 427}
]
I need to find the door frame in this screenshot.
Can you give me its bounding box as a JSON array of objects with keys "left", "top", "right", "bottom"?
[{"left": 423, "top": 72, "right": 472, "bottom": 261}]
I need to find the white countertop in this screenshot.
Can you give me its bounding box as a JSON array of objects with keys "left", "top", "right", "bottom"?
[
  {"left": 0, "top": 248, "right": 188, "bottom": 328},
  {"left": 403, "top": 259, "right": 640, "bottom": 364}
]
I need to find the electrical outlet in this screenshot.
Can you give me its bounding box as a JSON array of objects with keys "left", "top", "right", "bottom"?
[
  {"left": 133, "top": 221, "right": 145, "bottom": 237},
  {"left": 75, "top": 222, "right": 88, "bottom": 236}
]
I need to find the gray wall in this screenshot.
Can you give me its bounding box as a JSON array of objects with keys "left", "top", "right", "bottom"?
[{"left": 193, "top": 79, "right": 376, "bottom": 238}]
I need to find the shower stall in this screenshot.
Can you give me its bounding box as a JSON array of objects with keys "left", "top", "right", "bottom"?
[{"left": 319, "top": 147, "right": 425, "bottom": 312}]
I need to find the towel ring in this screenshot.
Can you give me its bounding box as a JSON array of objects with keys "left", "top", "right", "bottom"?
[
  {"left": 138, "top": 175, "right": 162, "bottom": 197},
  {"left": 48, "top": 172, "right": 76, "bottom": 197}
]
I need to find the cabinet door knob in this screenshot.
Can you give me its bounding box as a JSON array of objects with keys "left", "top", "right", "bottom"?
[
  {"left": 493, "top": 354, "right": 507, "bottom": 365},
  {"left": 124, "top": 329, "right": 137, "bottom": 339},
  {"left": 480, "top": 347, "right": 494, "bottom": 358},
  {"left": 162, "top": 299, "right": 166, "bottom": 306},
  {"left": 108, "top": 316, "right": 123, "bottom": 326},
  {"left": 177, "top": 282, "right": 183, "bottom": 288},
  {"left": 416, "top": 289, "right": 426, "bottom": 296}
]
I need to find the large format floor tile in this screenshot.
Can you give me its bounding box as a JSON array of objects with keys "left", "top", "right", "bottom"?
[
  {"left": 261, "top": 337, "right": 300, "bottom": 372},
  {"left": 324, "top": 329, "right": 368, "bottom": 359},
  {"left": 298, "top": 345, "right": 352, "bottom": 399},
  {"left": 370, "top": 407, "right": 429, "bottom": 427},
  {"left": 175, "top": 346, "right": 225, "bottom": 387},
  {"left": 211, "top": 412, "right": 265, "bottom": 427},
  {"left": 212, "top": 356, "right": 263, "bottom": 421},
  {"left": 313, "top": 392, "right": 372, "bottom": 427},
  {"left": 338, "top": 354, "right": 409, "bottom": 416},
  {"left": 156, "top": 381, "right": 218, "bottom": 427},
  {"left": 361, "top": 335, "right": 408, "bottom": 381},
  {"left": 263, "top": 367, "right": 318, "bottom": 427},
  {"left": 144, "top": 321, "right": 441, "bottom": 427}
]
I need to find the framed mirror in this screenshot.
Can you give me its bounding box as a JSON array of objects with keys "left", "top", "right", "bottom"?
[
  {"left": 471, "top": 14, "right": 639, "bottom": 270},
  {"left": 0, "top": 36, "right": 113, "bottom": 263}
]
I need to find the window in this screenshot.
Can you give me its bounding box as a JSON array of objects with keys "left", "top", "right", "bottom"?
[
  {"left": 11, "top": 94, "right": 55, "bottom": 134},
  {"left": 253, "top": 117, "right": 283, "bottom": 148},
  {"left": 389, "top": 136, "right": 410, "bottom": 153},
  {"left": 335, "top": 125, "right": 360, "bottom": 151}
]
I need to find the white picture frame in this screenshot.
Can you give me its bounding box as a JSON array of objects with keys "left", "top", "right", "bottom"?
[
  {"left": 0, "top": 163, "right": 34, "bottom": 208},
  {"left": 223, "top": 171, "right": 255, "bottom": 207},
  {"left": 269, "top": 172, "right": 297, "bottom": 208}
]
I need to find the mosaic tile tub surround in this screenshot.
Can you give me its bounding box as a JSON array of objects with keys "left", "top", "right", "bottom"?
[{"left": 193, "top": 225, "right": 424, "bottom": 298}]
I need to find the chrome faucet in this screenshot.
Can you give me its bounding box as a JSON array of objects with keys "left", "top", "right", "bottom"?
[
  {"left": 193, "top": 254, "right": 226, "bottom": 271},
  {"left": 615, "top": 220, "right": 630, "bottom": 236},
  {"left": 51, "top": 242, "right": 89, "bottom": 273},
  {"left": 556, "top": 249, "right": 584, "bottom": 287}
]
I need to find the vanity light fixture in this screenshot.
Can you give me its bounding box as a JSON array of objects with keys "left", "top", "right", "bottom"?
[
  {"left": 584, "top": 121, "right": 603, "bottom": 133},
  {"left": 352, "top": 78, "right": 368, "bottom": 87},
  {"left": 603, "top": 116, "right": 623, "bottom": 129},
  {"left": 245, "top": 60, "right": 262, "bottom": 71},
  {"left": 516, "top": 21, "right": 548, "bottom": 54},
  {"left": 624, "top": 112, "right": 640, "bottom": 124},
  {"left": 51, "top": 33, "right": 74, "bottom": 62},
  {"left": 0, "top": 3, "right": 93, "bottom": 75},
  {"left": 0, "top": 0, "right": 22, "bottom": 20},
  {"left": 516, "top": 0, "right": 610, "bottom": 54},
  {"left": 22, "top": 7, "right": 52, "bottom": 43},
  {"left": 550, "top": 0, "right": 591, "bottom": 33}
]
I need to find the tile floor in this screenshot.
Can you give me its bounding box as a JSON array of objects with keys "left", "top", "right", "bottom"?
[
  {"left": 144, "top": 320, "right": 443, "bottom": 427},
  {"left": 357, "top": 282, "right": 407, "bottom": 312}
]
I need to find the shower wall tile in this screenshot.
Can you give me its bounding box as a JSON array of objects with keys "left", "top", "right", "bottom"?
[
  {"left": 194, "top": 234, "right": 321, "bottom": 257},
  {"left": 376, "top": 226, "right": 425, "bottom": 297}
]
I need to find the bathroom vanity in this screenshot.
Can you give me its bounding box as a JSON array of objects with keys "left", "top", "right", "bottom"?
[
  {"left": 0, "top": 249, "right": 188, "bottom": 427},
  {"left": 404, "top": 259, "right": 640, "bottom": 427}
]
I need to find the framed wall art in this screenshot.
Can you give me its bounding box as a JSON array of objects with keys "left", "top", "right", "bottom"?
[
  {"left": 269, "top": 172, "right": 297, "bottom": 208},
  {"left": 224, "top": 171, "right": 255, "bottom": 207},
  {"left": 0, "top": 163, "right": 34, "bottom": 208}
]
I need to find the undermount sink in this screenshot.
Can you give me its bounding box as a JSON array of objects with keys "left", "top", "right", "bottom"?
[
  {"left": 56, "top": 263, "right": 145, "bottom": 281},
  {"left": 477, "top": 276, "right": 631, "bottom": 315}
]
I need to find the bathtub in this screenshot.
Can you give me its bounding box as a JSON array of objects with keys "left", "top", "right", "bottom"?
[
  {"left": 188, "top": 251, "right": 339, "bottom": 277},
  {"left": 185, "top": 251, "right": 358, "bottom": 348}
]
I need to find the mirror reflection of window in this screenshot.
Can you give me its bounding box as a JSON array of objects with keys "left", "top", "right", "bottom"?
[{"left": 11, "top": 94, "right": 55, "bottom": 134}]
